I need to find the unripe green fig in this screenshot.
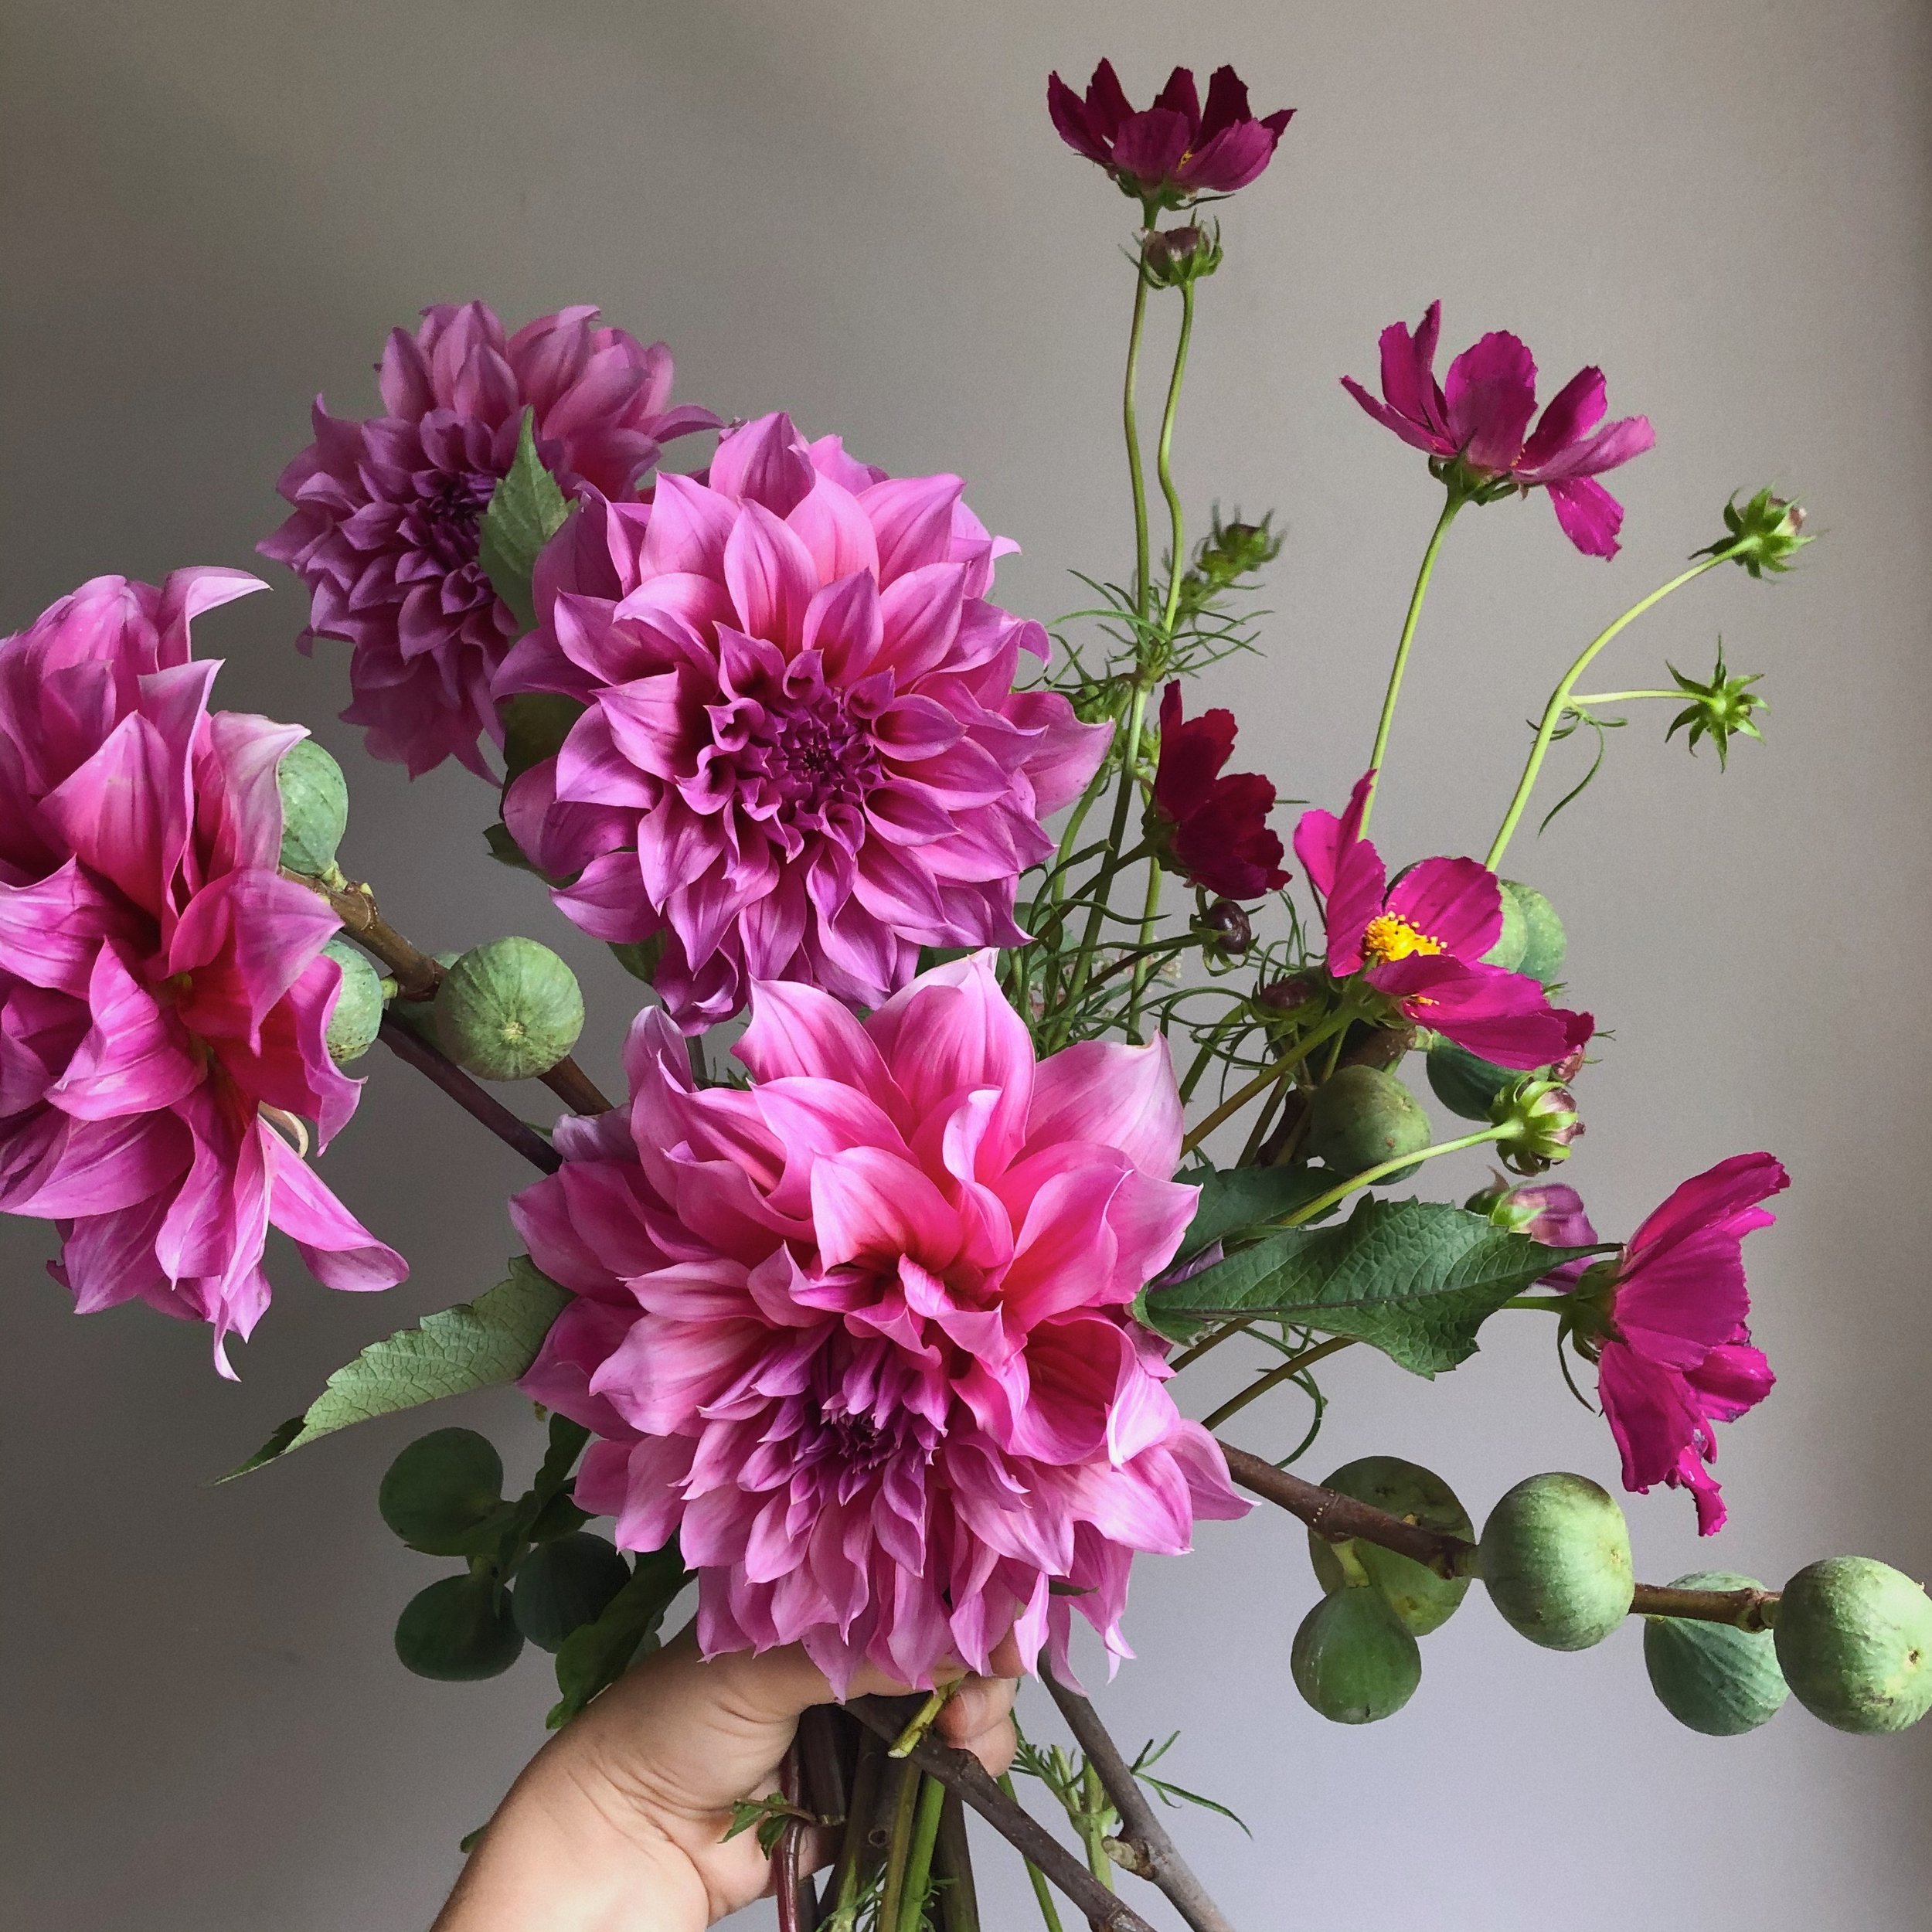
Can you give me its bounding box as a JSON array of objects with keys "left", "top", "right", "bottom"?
[
  {"left": 436, "top": 937, "right": 584, "bottom": 1082},
  {"left": 1291, "top": 1585, "right": 1423, "bottom": 1723},
  {"left": 1479, "top": 1471, "right": 1634, "bottom": 1650},
  {"left": 394, "top": 1573, "right": 525, "bottom": 1682},
  {"left": 512, "top": 1532, "right": 631, "bottom": 1652},
  {"left": 1643, "top": 1570, "right": 1788, "bottom": 1735},
  {"left": 1481, "top": 888, "right": 1529, "bottom": 972},
  {"left": 321, "top": 938, "right": 384, "bottom": 1064},
  {"left": 1308, "top": 1457, "right": 1474, "bottom": 1636},
  {"left": 1305, "top": 1065, "right": 1430, "bottom": 1183},
  {"left": 1505, "top": 881, "right": 1566, "bottom": 987},
  {"left": 277, "top": 737, "right": 349, "bottom": 876},
  {"left": 1424, "top": 1036, "right": 1514, "bottom": 1121},
  {"left": 1774, "top": 1556, "right": 1932, "bottom": 1734}
]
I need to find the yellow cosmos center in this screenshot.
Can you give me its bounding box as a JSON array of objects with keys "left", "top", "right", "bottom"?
[{"left": 1361, "top": 913, "right": 1444, "bottom": 965}]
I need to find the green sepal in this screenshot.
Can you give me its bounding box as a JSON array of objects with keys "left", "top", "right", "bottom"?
[{"left": 476, "top": 410, "right": 570, "bottom": 632}]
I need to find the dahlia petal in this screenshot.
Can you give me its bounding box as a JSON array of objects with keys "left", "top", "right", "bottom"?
[
  {"left": 0, "top": 860, "right": 138, "bottom": 997},
  {"left": 1026, "top": 1036, "right": 1185, "bottom": 1179},
  {"left": 723, "top": 503, "right": 820, "bottom": 651},
  {"left": 859, "top": 475, "right": 964, "bottom": 584},
  {"left": 260, "top": 1126, "right": 406, "bottom": 1291},
  {"left": 47, "top": 946, "right": 200, "bottom": 1121},
  {"left": 810, "top": 1145, "right": 960, "bottom": 1271},
  {"left": 787, "top": 474, "right": 881, "bottom": 584},
  {"left": 709, "top": 413, "right": 815, "bottom": 517}
]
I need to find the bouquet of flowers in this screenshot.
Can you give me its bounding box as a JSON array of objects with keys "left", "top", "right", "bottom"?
[{"left": 9, "top": 52, "right": 1922, "bottom": 1932}]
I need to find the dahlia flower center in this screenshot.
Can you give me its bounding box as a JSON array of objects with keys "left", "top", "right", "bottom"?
[
  {"left": 404, "top": 471, "right": 496, "bottom": 573},
  {"left": 759, "top": 685, "right": 879, "bottom": 826},
  {"left": 1362, "top": 912, "right": 1444, "bottom": 964}
]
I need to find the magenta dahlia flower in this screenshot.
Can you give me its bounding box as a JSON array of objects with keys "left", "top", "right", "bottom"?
[
  {"left": 1149, "top": 681, "right": 1288, "bottom": 900},
  {"left": 260, "top": 301, "right": 718, "bottom": 779},
  {"left": 511, "top": 953, "right": 1245, "bottom": 1691},
  {"left": 1048, "top": 61, "right": 1293, "bottom": 207},
  {"left": 1294, "top": 771, "right": 1591, "bottom": 1069},
  {"left": 495, "top": 412, "right": 1112, "bottom": 1029},
  {"left": 1564, "top": 1153, "right": 1784, "bottom": 1535},
  {"left": 1342, "top": 302, "right": 1656, "bottom": 558},
  {"left": 0, "top": 570, "right": 405, "bottom": 1371}
]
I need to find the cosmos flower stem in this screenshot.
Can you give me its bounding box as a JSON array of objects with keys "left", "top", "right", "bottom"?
[
  {"left": 1501, "top": 1294, "right": 1569, "bottom": 1313},
  {"left": 1199, "top": 1333, "right": 1356, "bottom": 1431},
  {"left": 1155, "top": 281, "right": 1198, "bottom": 636},
  {"left": 999, "top": 1777, "right": 1068, "bottom": 1932},
  {"left": 1060, "top": 687, "right": 1155, "bottom": 1027},
  {"left": 1485, "top": 547, "right": 1740, "bottom": 870},
  {"left": 1284, "top": 1126, "right": 1508, "bottom": 1227},
  {"left": 1124, "top": 854, "right": 1166, "bottom": 1035},
  {"left": 1178, "top": 1008, "right": 1356, "bottom": 1155},
  {"left": 1124, "top": 226, "right": 1158, "bottom": 618},
  {"left": 895, "top": 1776, "right": 948, "bottom": 1932},
  {"left": 1361, "top": 490, "right": 1463, "bottom": 832},
  {"left": 1566, "top": 690, "right": 1682, "bottom": 706}
]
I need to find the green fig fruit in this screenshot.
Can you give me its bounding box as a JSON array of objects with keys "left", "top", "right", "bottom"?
[
  {"left": 1643, "top": 1570, "right": 1788, "bottom": 1735},
  {"left": 512, "top": 1532, "right": 631, "bottom": 1653},
  {"left": 1774, "top": 1556, "right": 1932, "bottom": 1734},
  {"left": 1291, "top": 1585, "right": 1422, "bottom": 1723},
  {"left": 1481, "top": 888, "right": 1529, "bottom": 972},
  {"left": 1505, "top": 882, "right": 1566, "bottom": 987},
  {"left": 1424, "top": 1036, "right": 1515, "bottom": 1121},
  {"left": 1308, "top": 1457, "right": 1474, "bottom": 1636},
  {"left": 321, "top": 938, "right": 384, "bottom": 1064},
  {"left": 379, "top": 1427, "right": 506, "bottom": 1556},
  {"left": 394, "top": 1573, "right": 525, "bottom": 1682},
  {"left": 1479, "top": 1471, "right": 1634, "bottom": 1650},
  {"left": 1305, "top": 1065, "right": 1430, "bottom": 1184},
  {"left": 277, "top": 738, "right": 349, "bottom": 877},
  {"left": 435, "top": 937, "right": 585, "bottom": 1082}
]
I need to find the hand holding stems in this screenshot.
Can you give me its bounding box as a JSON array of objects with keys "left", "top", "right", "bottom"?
[{"left": 434, "top": 1629, "right": 1017, "bottom": 1932}]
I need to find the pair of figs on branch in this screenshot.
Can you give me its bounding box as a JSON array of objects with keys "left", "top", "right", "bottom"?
[
  {"left": 1293, "top": 1460, "right": 1932, "bottom": 1740},
  {"left": 277, "top": 740, "right": 585, "bottom": 1083}
]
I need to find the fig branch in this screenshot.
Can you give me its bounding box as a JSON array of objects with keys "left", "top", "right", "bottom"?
[
  {"left": 1217, "top": 1440, "right": 1780, "bottom": 1631},
  {"left": 374, "top": 1015, "right": 562, "bottom": 1176}
]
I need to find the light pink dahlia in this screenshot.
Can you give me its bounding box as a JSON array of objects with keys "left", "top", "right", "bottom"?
[
  {"left": 0, "top": 570, "right": 406, "bottom": 1371},
  {"left": 260, "top": 302, "right": 718, "bottom": 779},
  {"left": 495, "top": 411, "right": 1112, "bottom": 1029},
  {"left": 512, "top": 952, "right": 1244, "bottom": 1691}
]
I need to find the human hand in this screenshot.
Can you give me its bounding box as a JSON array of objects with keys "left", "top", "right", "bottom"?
[{"left": 434, "top": 1627, "right": 1019, "bottom": 1932}]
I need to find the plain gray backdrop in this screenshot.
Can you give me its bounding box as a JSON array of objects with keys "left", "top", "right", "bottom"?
[{"left": 3, "top": 3, "right": 1930, "bottom": 1927}]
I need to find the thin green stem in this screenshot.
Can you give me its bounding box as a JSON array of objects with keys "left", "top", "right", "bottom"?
[
  {"left": 1060, "top": 688, "right": 1151, "bottom": 1027},
  {"left": 1000, "top": 1776, "right": 1067, "bottom": 1932},
  {"left": 1567, "top": 689, "right": 1683, "bottom": 705},
  {"left": 877, "top": 1767, "right": 924, "bottom": 1932},
  {"left": 896, "top": 1775, "right": 947, "bottom": 1932},
  {"left": 1485, "top": 549, "right": 1737, "bottom": 869},
  {"left": 1284, "top": 1127, "right": 1508, "bottom": 1227},
  {"left": 1361, "top": 491, "right": 1462, "bottom": 832},
  {"left": 1078, "top": 1762, "right": 1115, "bottom": 1889},
  {"left": 1201, "top": 1335, "right": 1356, "bottom": 1432},
  {"left": 1124, "top": 243, "right": 1155, "bottom": 619},
  {"left": 1501, "top": 1294, "right": 1570, "bottom": 1312},
  {"left": 1179, "top": 1010, "right": 1355, "bottom": 1156},
  {"left": 1155, "top": 281, "right": 1198, "bottom": 634},
  {"left": 1124, "top": 855, "right": 1165, "bottom": 1037}
]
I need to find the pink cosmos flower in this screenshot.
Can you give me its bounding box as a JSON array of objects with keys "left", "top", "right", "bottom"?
[
  {"left": 0, "top": 571, "right": 406, "bottom": 1372},
  {"left": 1574, "top": 1153, "right": 1785, "bottom": 1536},
  {"left": 1293, "top": 771, "right": 1591, "bottom": 1069},
  {"left": 495, "top": 412, "right": 1112, "bottom": 1030},
  {"left": 1342, "top": 302, "right": 1655, "bottom": 558},
  {"left": 260, "top": 302, "right": 717, "bottom": 779},
  {"left": 1501, "top": 1176, "right": 1600, "bottom": 1291},
  {"left": 1048, "top": 61, "right": 1294, "bottom": 207},
  {"left": 510, "top": 952, "right": 1246, "bottom": 1692}
]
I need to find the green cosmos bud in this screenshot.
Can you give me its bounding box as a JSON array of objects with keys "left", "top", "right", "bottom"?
[
  {"left": 1308, "top": 1458, "right": 1474, "bottom": 1637},
  {"left": 1699, "top": 487, "right": 1811, "bottom": 579},
  {"left": 1291, "top": 1585, "right": 1423, "bottom": 1724},
  {"left": 277, "top": 738, "right": 349, "bottom": 878},
  {"left": 1479, "top": 1472, "right": 1634, "bottom": 1651},
  {"left": 435, "top": 937, "right": 585, "bottom": 1082},
  {"left": 1644, "top": 1571, "right": 1788, "bottom": 1736},
  {"left": 1665, "top": 644, "right": 1767, "bottom": 770},
  {"left": 1142, "top": 221, "right": 1223, "bottom": 288},
  {"left": 1774, "top": 1557, "right": 1932, "bottom": 1735},
  {"left": 1306, "top": 1065, "right": 1431, "bottom": 1183},
  {"left": 321, "top": 938, "right": 384, "bottom": 1064},
  {"left": 1488, "top": 1076, "right": 1583, "bottom": 1176}
]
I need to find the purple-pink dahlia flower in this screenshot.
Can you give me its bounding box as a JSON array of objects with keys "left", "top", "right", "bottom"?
[
  {"left": 1294, "top": 771, "right": 1593, "bottom": 1069},
  {"left": 0, "top": 570, "right": 406, "bottom": 1371},
  {"left": 260, "top": 301, "right": 718, "bottom": 780},
  {"left": 511, "top": 952, "right": 1246, "bottom": 1692},
  {"left": 494, "top": 412, "right": 1112, "bottom": 1030},
  {"left": 1342, "top": 302, "right": 1656, "bottom": 558},
  {"left": 1047, "top": 60, "right": 1293, "bottom": 208}
]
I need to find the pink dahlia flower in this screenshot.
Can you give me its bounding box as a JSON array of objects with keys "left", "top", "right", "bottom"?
[
  {"left": 1342, "top": 302, "right": 1655, "bottom": 558},
  {"left": 0, "top": 570, "right": 406, "bottom": 1371},
  {"left": 495, "top": 412, "right": 1112, "bottom": 1029},
  {"left": 1047, "top": 60, "right": 1293, "bottom": 207},
  {"left": 1293, "top": 771, "right": 1592, "bottom": 1069},
  {"left": 510, "top": 952, "right": 1245, "bottom": 1691},
  {"left": 260, "top": 302, "right": 718, "bottom": 779}
]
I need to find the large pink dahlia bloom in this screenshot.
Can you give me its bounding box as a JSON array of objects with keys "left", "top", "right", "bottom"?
[
  {"left": 260, "top": 302, "right": 717, "bottom": 779},
  {"left": 495, "top": 412, "right": 1112, "bottom": 1029},
  {"left": 0, "top": 570, "right": 406, "bottom": 1371},
  {"left": 512, "top": 953, "right": 1244, "bottom": 1691}
]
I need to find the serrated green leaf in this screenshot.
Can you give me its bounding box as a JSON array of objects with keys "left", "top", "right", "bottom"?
[
  {"left": 547, "top": 1541, "right": 691, "bottom": 1728},
  {"left": 1178, "top": 1165, "right": 1337, "bottom": 1259},
  {"left": 1142, "top": 1198, "right": 1607, "bottom": 1376},
  {"left": 476, "top": 411, "right": 570, "bottom": 632},
  {"left": 221, "top": 1259, "right": 570, "bottom": 1478}
]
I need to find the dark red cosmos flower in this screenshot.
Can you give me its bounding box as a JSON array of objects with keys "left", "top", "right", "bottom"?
[
  {"left": 1047, "top": 62, "right": 1293, "bottom": 209},
  {"left": 1149, "top": 682, "right": 1289, "bottom": 900}
]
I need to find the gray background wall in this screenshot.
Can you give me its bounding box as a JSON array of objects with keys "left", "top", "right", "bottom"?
[{"left": 3, "top": 3, "right": 1929, "bottom": 1927}]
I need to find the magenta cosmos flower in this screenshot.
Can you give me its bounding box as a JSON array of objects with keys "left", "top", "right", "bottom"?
[
  {"left": 0, "top": 571, "right": 405, "bottom": 1371},
  {"left": 495, "top": 412, "right": 1111, "bottom": 1029},
  {"left": 1149, "top": 681, "right": 1288, "bottom": 900},
  {"left": 1048, "top": 60, "right": 1293, "bottom": 207},
  {"left": 1342, "top": 302, "right": 1656, "bottom": 558},
  {"left": 511, "top": 953, "right": 1246, "bottom": 1692},
  {"left": 260, "top": 302, "right": 717, "bottom": 779},
  {"left": 1294, "top": 771, "right": 1591, "bottom": 1069},
  {"left": 1560, "top": 1153, "right": 1784, "bottom": 1535}
]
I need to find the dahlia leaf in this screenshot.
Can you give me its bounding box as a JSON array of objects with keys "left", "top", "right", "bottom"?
[
  {"left": 220, "top": 1257, "right": 571, "bottom": 1477},
  {"left": 1177, "top": 1163, "right": 1338, "bottom": 1259},
  {"left": 477, "top": 410, "right": 570, "bottom": 632},
  {"left": 547, "top": 1541, "right": 691, "bottom": 1729},
  {"left": 1141, "top": 1197, "right": 1607, "bottom": 1375}
]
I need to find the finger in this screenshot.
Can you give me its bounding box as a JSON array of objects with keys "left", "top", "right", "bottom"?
[{"left": 934, "top": 1674, "right": 1015, "bottom": 1749}]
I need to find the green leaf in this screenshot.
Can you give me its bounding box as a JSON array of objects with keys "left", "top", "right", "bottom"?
[
  {"left": 476, "top": 411, "right": 570, "bottom": 632},
  {"left": 222, "top": 1259, "right": 571, "bottom": 1478},
  {"left": 394, "top": 1573, "right": 525, "bottom": 1682},
  {"left": 483, "top": 821, "right": 543, "bottom": 876},
  {"left": 1141, "top": 1198, "right": 1606, "bottom": 1376},
  {"left": 512, "top": 1532, "right": 632, "bottom": 1652},
  {"left": 500, "top": 692, "right": 587, "bottom": 786},
  {"left": 379, "top": 1427, "right": 508, "bottom": 1555},
  {"left": 547, "top": 1541, "right": 691, "bottom": 1729},
  {"left": 1178, "top": 1165, "right": 1337, "bottom": 1259}
]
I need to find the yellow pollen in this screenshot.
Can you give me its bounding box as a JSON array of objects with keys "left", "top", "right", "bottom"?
[{"left": 1361, "top": 913, "right": 1444, "bottom": 965}]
